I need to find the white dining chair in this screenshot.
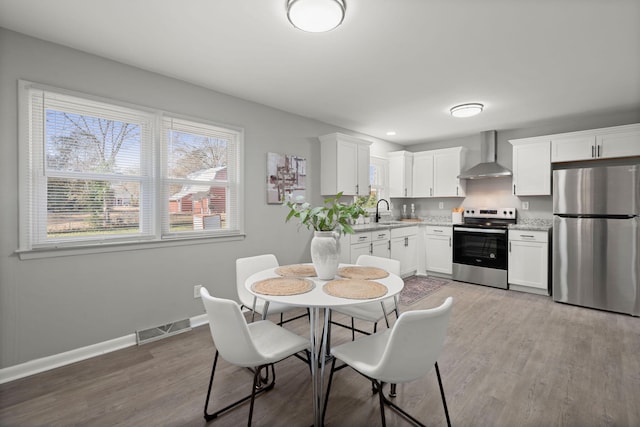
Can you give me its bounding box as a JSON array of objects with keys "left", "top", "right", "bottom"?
[
  {"left": 323, "top": 297, "right": 453, "bottom": 427},
  {"left": 200, "top": 287, "right": 310, "bottom": 425},
  {"left": 329, "top": 255, "right": 401, "bottom": 340},
  {"left": 236, "top": 254, "right": 309, "bottom": 324}
]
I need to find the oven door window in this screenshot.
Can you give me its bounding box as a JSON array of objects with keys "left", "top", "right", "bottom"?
[{"left": 453, "top": 230, "right": 507, "bottom": 269}]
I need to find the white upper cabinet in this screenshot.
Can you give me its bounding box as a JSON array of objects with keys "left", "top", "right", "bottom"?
[
  {"left": 551, "top": 135, "right": 596, "bottom": 162},
  {"left": 390, "top": 146, "right": 466, "bottom": 198},
  {"left": 597, "top": 129, "right": 640, "bottom": 158},
  {"left": 389, "top": 151, "right": 413, "bottom": 197},
  {"left": 509, "top": 138, "right": 551, "bottom": 196},
  {"left": 550, "top": 123, "right": 640, "bottom": 163},
  {"left": 412, "top": 151, "right": 434, "bottom": 197},
  {"left": 320, "top": 133, "right": 371, "bottom": 196},
  {"left": 433, "top": 147, "right": 466, "bottom": 197}
]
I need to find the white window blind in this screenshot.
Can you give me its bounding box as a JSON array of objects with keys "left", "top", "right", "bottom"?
[
  {"left": 162, "top": 117, "right": 242, "bottom": 237},
  {"left": 19, "top": 81, "right": 244, "bottom": 252}
]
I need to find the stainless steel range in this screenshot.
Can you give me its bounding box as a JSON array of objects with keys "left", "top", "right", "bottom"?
[{"left": 452, "top": 207, "right": 517, "bottom": 289}]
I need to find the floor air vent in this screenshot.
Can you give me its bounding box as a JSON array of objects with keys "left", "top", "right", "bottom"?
[{"left": 136, "top": 318, "right": 192, "bottom": 345}]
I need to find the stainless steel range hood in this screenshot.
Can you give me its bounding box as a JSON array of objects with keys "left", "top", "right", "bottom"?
[{"left": 458, "top": 130, "right": 512, "bottom": 179}]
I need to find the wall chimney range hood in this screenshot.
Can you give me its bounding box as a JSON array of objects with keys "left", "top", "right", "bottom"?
[{"left": 458, "top": 130, "right": 512, "bottom": 179}]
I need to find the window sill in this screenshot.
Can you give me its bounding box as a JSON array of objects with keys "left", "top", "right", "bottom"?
[{"left": 16, "top": 233, "right": 246, "bottom": 260}]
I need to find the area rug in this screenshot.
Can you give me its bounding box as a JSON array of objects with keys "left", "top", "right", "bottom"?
[{"left": 399, "top": 276, "right": 449, "bottom": 306}]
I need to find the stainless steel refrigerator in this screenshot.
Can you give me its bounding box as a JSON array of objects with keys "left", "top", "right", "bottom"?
[{"left": 553, "top": 163, "right": 639, "bottom": 316}]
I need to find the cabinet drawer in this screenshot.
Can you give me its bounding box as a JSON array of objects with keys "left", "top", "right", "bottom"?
[
  {"left": 351, "top": 232, "right": 371, "bottom": 244},
  {"left": 391, "top": 226, "right": 418, "bottom": 238},
  {"left": 509, "top": 230, "right": 548, "bottom": 243},
  {"left": 372, "top": 230, "right": 390, "bottom": 241},
  {"left": 425, "top": 226, "right": 452, "bottom": 236}
]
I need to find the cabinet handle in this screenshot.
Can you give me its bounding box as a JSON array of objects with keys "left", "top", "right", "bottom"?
[
  {"left": 509, "top": 241, "right": 512, "bottom": 252},
  {"left": 592, "top": 145, "right": 595, "bottom": 158},
  {"left": 434, "top": 229, "right": 443, "bottom": 233},
  {"left": 449, "top": 237, "right": 451, "bottom": 247},
  {"left": 404, "top": 236, "right": 408, "bottom": 247},
  {"left": 356, "top": 184, "right": 359, "bottom": 194},
  {"left": 370, "top": 243, "right": 373, "bottom": 254},
  {"left": 388, "top": 240, "right": 391, "bottom": 251},
  {"left": 404, "top": 188, "right": 407, "bottom": 197},
  {"left": 513, "top": 184, "right": 516, "bottom": 195},
  {"left": 597, "top": 145, "right": 601, "bottom": 158},
  {"left": 520, "top": 235, "right": 535, "bottom": 238},
  {"left": 456, "top": 186, "right": 459, "bottom": 196},
  {"left": 430, "top": 188, "right": 433, "bottom": 197}
]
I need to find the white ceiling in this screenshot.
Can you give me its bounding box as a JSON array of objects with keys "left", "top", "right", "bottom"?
[{"left": 1, "top": 0, "right": 639, "bottom": 145}]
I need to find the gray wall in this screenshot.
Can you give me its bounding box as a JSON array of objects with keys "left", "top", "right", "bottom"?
[{"left": 0, "top": 29, "right": 399, "bottom": 368}]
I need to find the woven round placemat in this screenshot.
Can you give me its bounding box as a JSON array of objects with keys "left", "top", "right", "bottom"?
[
  {"left": 338, "top": 266, "right": 389, "bottom": 280},
  {"left": 323, "top": 279, "right": 388, "bottom": 299},
  {"left": 275, "top": 264, "right": 317, "bottom": 277},
  {"left": 252, "top": 277, "right": 314, "bottom": 296}
]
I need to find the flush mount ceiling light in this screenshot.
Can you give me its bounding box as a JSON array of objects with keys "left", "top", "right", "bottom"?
[
  {"left": 450, "top": 103, "right": 484, "bottom": 118},
  {"left": 287, "top": 0, "right": 346, "bottom": 33}
]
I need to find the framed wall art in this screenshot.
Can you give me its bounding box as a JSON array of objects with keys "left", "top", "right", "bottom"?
[{"left": 267, "top": 152, "right": 306, "bottom": 204}]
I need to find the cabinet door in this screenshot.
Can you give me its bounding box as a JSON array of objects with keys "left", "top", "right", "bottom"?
[
  {"left": 513, "top": 141, "right": 551, "bottom": 196},
  {"left": 425, "top": 234, "right": 452, "bottom": 274},
  {"left": 350, "top": 242, "right": 372, "bottom": 263},
  {"left": 372, "top": 239, "right": 390, "bottom": 258},
  {"left": 412, "top": 152, "right": 434, "bottom": 197},
  {"left": 391, "top": 235, "right": 417, "bottom": 276},
  {"left": 405, "top": 235, "right": 418, "bottom": 274},
  {"left": 551, "top": 135, "right": 596, "bottom": 162},
  {"left": 336, "top": 140, "right": 358, "bottom": 195},
  {"left": 598, "top": 130, "right": 640, "bottom": 159},
  {"left": 356, "top": 143, "right": 371, "bottom": 196},
  {"left": 508, "top": 240, "right": 548, "bottom": 293},
  {"left": 433, "top": 150, "right": 463, "bottom": 197},
  {"left": 389, "top": 152, "right": 413, "bottom": 197}
]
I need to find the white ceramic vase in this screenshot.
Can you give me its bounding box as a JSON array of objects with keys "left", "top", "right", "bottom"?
[{"left": 310, "top": 231, "right": 341, "bottom": 280}]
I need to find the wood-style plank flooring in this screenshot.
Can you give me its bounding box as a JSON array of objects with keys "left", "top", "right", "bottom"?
[{"left": 1, "top": 281, "right": 639, "bottom": 426}]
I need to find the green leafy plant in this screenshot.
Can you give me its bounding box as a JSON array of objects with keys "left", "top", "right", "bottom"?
[{"left": 284, "top": 192, "right": 368, "bottom": 235}]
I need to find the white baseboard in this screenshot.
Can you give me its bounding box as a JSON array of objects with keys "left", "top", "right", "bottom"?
[{"left": 0, "top": 314, "right": 210, "bottom": 385}]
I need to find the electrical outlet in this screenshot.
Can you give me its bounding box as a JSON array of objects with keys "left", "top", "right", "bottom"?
[
  {"left": 439, "top": 202, "right": 444, "bottom": 209},
  {"left": 522, "top": 201, "right": 529, "bottom": 210},
  {"left": 193, "top": 285, "right": 202, "bottom": 299}
]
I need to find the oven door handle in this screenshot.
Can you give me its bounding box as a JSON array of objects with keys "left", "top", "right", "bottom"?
[{"left": 454, "top": 227, "right": 507, "bottom": 235}]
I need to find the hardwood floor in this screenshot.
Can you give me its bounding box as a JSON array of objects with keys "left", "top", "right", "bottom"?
[{"left": 1, "top": 281, "right": 639, "bottom": 426}]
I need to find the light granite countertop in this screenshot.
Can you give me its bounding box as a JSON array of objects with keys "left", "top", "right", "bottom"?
[
  {"left": 509, "top": 218, "right": 553, "bottom": 231},
  {"left": 350, "top": 217, "right": 552, "bottom": 232}
]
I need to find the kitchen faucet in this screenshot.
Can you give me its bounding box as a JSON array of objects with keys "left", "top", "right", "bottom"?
[{"left": 375, "top": 198, "right": 390, "bottom": 222}]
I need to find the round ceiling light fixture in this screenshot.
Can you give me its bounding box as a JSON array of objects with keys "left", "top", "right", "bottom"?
[
  {"left": 450, "top": 103, "right": 484, "bottom": 118},
  {"left": 287, "top": 0, "right": 346, "bottom": 33}
]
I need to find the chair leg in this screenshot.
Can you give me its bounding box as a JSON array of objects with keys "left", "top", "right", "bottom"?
[
  {"left": 322, "top": 358, "right": 338, "bottom": 425},
  {"left": 389, "top": 383, "right": 397, "bottom": 397},
  {"left": 351, "top": 317, "right": 355, "bottom": 341},
  {"left": 204, "top": 351, "right": 276, "bottom": 422},
  {"left": 378, "top": 381, "right": 387, "bottom": 426},
  {"left": 435, "top": 362, "right": 452, "bottom": 427}
]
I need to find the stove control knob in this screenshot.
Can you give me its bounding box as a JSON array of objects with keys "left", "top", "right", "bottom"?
[
  {"left": 509, "top": 210, "right": 513, "bottom": 216},
  {"left": 503, "top": 210, "right": 507, "bottom": 215}
]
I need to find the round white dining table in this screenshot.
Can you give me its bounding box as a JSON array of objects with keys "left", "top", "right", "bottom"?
[{"left": 245, "top": 264, "right": 404, "bottom": 427}]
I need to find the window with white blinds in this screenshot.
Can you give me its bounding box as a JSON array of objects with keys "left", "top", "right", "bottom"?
[{"left": 19, "top": 81, "right": 244, "bottom": 251}]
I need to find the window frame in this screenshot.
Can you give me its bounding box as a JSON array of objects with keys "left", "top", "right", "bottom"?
[
  {"left": 17, "top": 80, "right": 245, "bottom": 259},
  {"left": 365, "top": 154, "right": 390, "bottom": 214}
]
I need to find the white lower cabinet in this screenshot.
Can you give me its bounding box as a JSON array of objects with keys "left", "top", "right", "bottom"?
[
  {"left": 425, "top": 226, "right": 453, "bottom": 275},
  {"left": 390, "top": 226, "right": 418, "bottom": 277},
  {"left": 342, "top": 229, "right": 390, "bottom": 263},
  {"left": 371, "top": 230, "right": 391, "bottom": 258},
  {"left": 508, "top": 230, "right": 550, "bottom": 295}
]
